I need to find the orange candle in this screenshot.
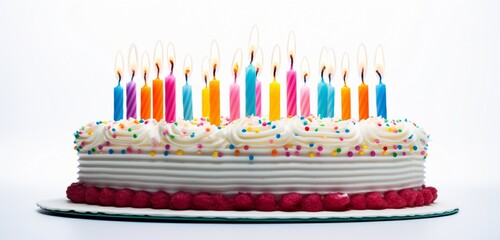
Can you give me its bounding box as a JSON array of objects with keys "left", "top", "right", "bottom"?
[
  {"left": 201, "top": 57, "right": 210, "bottom": 118},
  {"left": 358, "top": 83, "right": 368, "bottom": 120},
  {"left": 140, "top": 52, "right": 151, "bottom": 120},
  {"left": 341, "top": 53, "right": 351, "bottom": 120},
  {"left": 357, "top": 44, "right": 369, "bottom": 120},
  {"left": 209, "top": 41, "right": 221, "bottom": 126},
  {"left": 269, "top": 45, "right": 281, "bottom": 121},
  {"left": 152, "top": 42, "right": 164, "bottom": 122}
]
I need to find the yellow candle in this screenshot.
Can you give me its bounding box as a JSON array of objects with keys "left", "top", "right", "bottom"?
[
  {"left": 141, "top": 84, "right": 151, "bottom": 120},
  {"left": 209, "top": 78, "right": 220, "bottom": 126},
  {"left": 341, "top": 84, "right": 351, "bottom": 120},
  {"left": 269, "top": 77, "right": 280, "bottom": 121},
  {"left": 202, "top": 86, "right": 210, "bottom": 118},
  {"left": 152, "top": 77, "right": 163, "bottom": 122},
  {"left": 358, "top": 83, "right": 369, "bottom": 120}
]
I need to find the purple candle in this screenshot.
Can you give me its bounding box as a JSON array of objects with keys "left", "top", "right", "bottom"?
[{"left": 126, "top": 80, "right": 137, "bottom": 119}]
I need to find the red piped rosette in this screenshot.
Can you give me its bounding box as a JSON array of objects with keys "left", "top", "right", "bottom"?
[{"left": 66, "top": 182, "right": 438, "bottom": 212}]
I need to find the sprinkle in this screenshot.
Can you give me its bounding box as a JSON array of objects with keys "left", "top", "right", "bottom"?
[
  {"left": 296, "top": 145, "right": 302, "bottom": 150},
  {"left": 269, "top": 139, "right": 274, "bottom": 144},
  {"left": 393, "top": 152, "right": 398, "bottom": 157},
  {"left": 345, "top": 129, "right": 350, "bottom": 133},
  {"left": 212, "top": 151, "right": 218, "bottom": 157},
  {"left": 170, "top": 134, "right": 175, "bottom": 139},
  {"left": 191, "top": 133, "right": 195, "bottom": 138},
  {"left": 402, "top": 152, "right": 407, "bottom": 156},
  {"left": 176, "top": 150, "right": 183, "bottom": 155},
  {"left": 255, "top": 129, "right": 260, "bottom": 133},
  {"left": 271, "top": 149, "right": 278, "bottom": 156},
  {"left": 314, "top": 128, "right": 318, "bottom": 132},
  {"left": 229, "top": 144, "right": 234, "bottom": 149},
  {"left": 317, "top": 146, "right": 323, "bottom": 152},
  {"left": 397, "top": 145, "right": 403, "bottom": 150},
  {"left": 165, "top": 144, "right": 171, "bottom": 150},
  {"left": 128, "top": 128, "right": 132, "bottom": 132},
  {"left": 234, "top": 150, "right": 241, "bottom": 156},
  {"left": 244, "top": 145, "right": 249, "bottom": 150},
  {"left": 347, "top": 151, "right": 354, "bottom": 157},
  {"left": 420, "top": 151, "right": 426, "bottom": 155},
  {"left": 332, "top": 151, "right": 338, "bottom": 156},
  {"left": 121, "top": 149, "right": 126, "bottom": 154},
  {"left": 197, "top": 144, "right": 203, "bottom": 149},
  {"left": 305, "top": 126, "right": 310, "bottom": 131},
  {"left": 242, "top": 129, "right": 247, "bottom": 133},
  {"left": 98, "top": 145, "right": 103, "bottom": 150},
  {"left": 363, "top": 145, "right": 368, "bottom": 149},
  {"left": 126, "top": 147, "right": 132, "bottom": 153},
  {"left": 112, "top": 134, "right": 117, "bottom": 138},
  {"left": 375, "top": 139, "right": 380, "bottom": 144},
  {"left": 205, "top": 128, "right": 211, "bottom": 132},
  {"left": 383, "top": 151, "right": 387, "bottom": 156},
  {"left": 336, "top": 148, "right": 342, "bottom": 153},
  {"left": 109, "top": 149, "right": 114, "bottom": 154},
  {"left": 370, "top": 151, "right": 376, "bottom": 157},
  {"left": 359, "top": 151, "right": 364, "bottom": 156},
  {"left": 272, "top": 125, "right": 276, "bottom": 129},
  {"left": 246, "top": 126, "right": 252, "bottom": 131},
  {"left": 218, "top": 152, "right": 223, "bottom": 157},
  {"left": 133, "top": 133, "right": 138, "bottom": 138},
  {"left": 249, "top": 155, "right": 254, "bottom": 161},
  {"left": 105, "top": 141, "right": 110, "bottom": 146},
  {"left": 284, "top": 145, "right": 289, "bottom": 150},
  {"left": 295, "top": 151, "right": 300, "bottom": 156},
  {"left": 149, "top": 151, "right": 155, "bottom": 156},
  {"left": 355, "top": 145, "right": 361, "bottom": 151},
  {"left": 339, "top": 137, "right": 344, "bottom": 142},
  {"left": 112, "top": 128, "right": 116, "bottom": 132},
  {"left": 316, "top": 152, "right": 321, "bottom": 157},
  {"left": 308, "top": 152, "right": 314, "bottom": 157},
  {"left": 413, "top": 146, "right": 418, "bottom": 151},
  {"left": 285, "top": 151, "right": 291, "bottom": 157},
  {"left": 383, "top": 146, "right": 388, "bottom": 151},
  {"left": 276, "top": 133, "right": 281, "bottom": 139},
  {"left": 87, "top": 150, "right": 92, "bottom": 155},
  {"left": 164, "top": 151, "right": 169, "bottom": 156},
  {"left": 137, "top": 149, "right": 142, "bottom": 154}
]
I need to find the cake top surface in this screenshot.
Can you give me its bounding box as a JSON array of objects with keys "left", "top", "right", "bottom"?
[{"left": 74, "top": 116, "right": 429, "bottom": 160}]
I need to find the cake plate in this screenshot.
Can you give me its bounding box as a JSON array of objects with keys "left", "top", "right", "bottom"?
[{"left": 37, "top": 198, "right": 458, "bottom": 223}]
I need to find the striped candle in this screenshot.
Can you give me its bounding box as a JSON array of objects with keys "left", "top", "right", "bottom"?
[
  {"left": 182, "top": 80, "right": 193, "bottom": 121},
  {"left": 229, "top": 82, "right": 240, "bottom": 121},
  {"left": 286, "top": 68, "right": 297, "bottom": 117},
  {"left": 256, "top": 80, "right": 261, "bottom": 117},
  {"left": 165, "top": 73, "right": 176, "bottom": 123},
  {"left": 126, "top": 80, "right": 137, "bottom": 119}
]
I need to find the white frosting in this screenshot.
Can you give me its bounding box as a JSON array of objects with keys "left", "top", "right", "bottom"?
[{"left": 74, "top": 117, "right": 430, "bottom": 194}]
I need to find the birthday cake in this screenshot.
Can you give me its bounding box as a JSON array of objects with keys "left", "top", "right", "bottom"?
[{"left": 66, "top": 116, "right": 437, "bottom": 211}]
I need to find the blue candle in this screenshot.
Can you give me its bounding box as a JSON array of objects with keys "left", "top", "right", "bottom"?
[
  {"left": 114, "top": 77, "right": 124, "bottom": 121},
  {"left": 327, "top": 78, "right": 335, "bottom": 118},
  {"left": 182, "top": 76, "right": 193, "bottom": 121},
  {"left": 376, "top": 75, "right": 387, "bottom": 119},
  {"left": 245, "top": 63, "right": 256, "bottom": 116},
  {"left": 317, "top": 76, "right": 328, "bottom": 118}
]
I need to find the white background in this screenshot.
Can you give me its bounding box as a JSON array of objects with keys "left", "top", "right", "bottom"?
[{"left": 1, "top": 0, "right": 499, "bottom": 239}]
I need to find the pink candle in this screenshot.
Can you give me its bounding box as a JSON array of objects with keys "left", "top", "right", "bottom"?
[
  {"left": 256, "top": 80, "right": 261, "bottom": 117},
  {"left": 230, "top": 82, "right": 240, "bottom": 121},
  {"left": 286, "top": 68, "right": 297, "bottom": 117},
  {"left": 165, "top": 72, "right": 176, "bottom": 123},
  {"left": 300, "top": 85, "right": 310, "bottom": 117}
]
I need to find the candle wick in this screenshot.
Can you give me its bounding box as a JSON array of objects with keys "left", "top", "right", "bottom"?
[
  {"left": 290, "top": 55, "right": 294, "bottom": 69},
  {"left": 250, "top": 51, "right": 254, "bottom": 64},
  {"left": 204, "top": 76, "right": 208, "bottom": 86},
  {"left": 376, "top": 70, "right": 382, "bottom": 83},
  {"left": 143, "top": 71, "right": 147, "bottom": 85},
  {"left": 170, "top": 60, "right": 174, "bottom": 74},
  {"left": 343, "top": 71, "right": 347, "bottom": 86},
  {"left": 155, "top": 63, "right": 160, "bottom": 79},
  {"left": 213, "top": 64, "right": 217, "bottom": 78},
  {"left": 304, "top": 74, "right": 308, "bottom": 84},
  {"left": 321, "top": 66, "right": 326, "bottom": 80},
  {"left": 273, "top": 66, "right": 277, "bottom": 78},
  {"left": 361, "top": 68, "right": 364, "bottom": 84},
  {"left": 185, "top": 73, "right": 188, "bottom": 83},
  {"left": 131, "top": 69, "right": 135, "bottom": 82},
  {"left": 328, "top": 73, "right": 332, "bottom": 84},
  {"left": 256, "top": 67, "right": 260, "bottom": 75},
  {"left": 117, "top": 71, "right": 122, "bottom": 84}
]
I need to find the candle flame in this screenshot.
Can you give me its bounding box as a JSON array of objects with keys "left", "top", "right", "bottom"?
[
  {"left": 327, "top": 48, "right": 336, "bottom": 82},
  {"left": 128, "top": 45, "right": 138, "bottom": 81},
  {"left": 153, "top": 41, "right": 164, "bottom": 77},
  {"left": 301, "top": 57, "right": 310, "bottom": 83},
  {"left": 232, "top": 48, "right": 242, "bottom": 81},
  {"left": 375, "top": 44, "right": 385, "bottom": 79},
  {"left": 341, "top": 52, "right": 350, "bottom": 84},
  {"left": 287, "top": 31, "right": 296, "bottom": 68},
  {"left": 357, "top": 44, "right": 367, "bottom": 83},
  {"left": 115, "top": 51, "right": 124, "bottom": 83},
  {"left": 319, "top": 47, "right": 328, "bottom": 79},
  {"left": 201, "top": 56, "right": 209, "bottom": 86},
  {"left": 248, "top": 25, "right": 259, "bottom": 63},
  {"left": 255, "top": 47, "right": 263, "bottom": 75},
  {"left": 271, "top": 45, "right": 281, "bottom": 78},
  {"left": 167, "top": 42, "right": 176, "bottom": 73},
  {"left": 141, "top": 52, "right": 150, "bottom": 84},
  {"left": 210, "top": 40, "right": 220, "bottom": 78},
  {"left": 183, "top": 54, "right": 192, "bottom": 81}
]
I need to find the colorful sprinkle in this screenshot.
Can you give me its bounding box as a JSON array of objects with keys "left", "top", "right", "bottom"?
[
  {"left": 229, "top": 144, "right": 235, "bottom": 149},
  {"left": 212, "top": 151, "right": 218, "bottom": 157},
  {"left": 244, "top": 145, "right": 249, "bottom": 150},
  {"left": 276, "top": 134, "right": 281, "bottom": 139},
  {"left": 249, "top": 155, "right": 254, "bottom": 160},
  {"left": 309, "top": 143, "right": 314, "bottom": 148},
  {"left": 109, "top": 149, "right": 114, "bottom": 154},
  {"left": 197, "top": 144, "right": 203, "bottom": 149},
  {"left": 285, "top": 151, "right": 291, "bottom": 157},
  {"left": 370, "top": 151, "right": 376, "bottom": 157},
  {"left": 218, "top": 152, "right": 223, "bottom": 157},
  {"left": 121, "top": 149, "right": 126, "bottom": 154},
  {"left": 133, "top": 133, "right": 138, "bottom": 138},
  {"left": 271, "top": 149, "right": 278, "bottom": 156},
  {"left": 234, "top": 150, "right": 241, "bottom": 156},
  {"left": 164, "top": 151, "right": 169, "bottom": 156},
  {"left": 149, "top": 151, "right": 155, "bottom": 157},
  {"left": 317, "top": 146, "right": 323, "bottom": 152},
  {"left": 355, "top": 145, "right": 361, "bottom": 151},
  {"left": 392, "top": 152, "right": 398, "bottom": 157},
  {"left": 336, "top": 148, "right": 342, "bottom": 153},
  {"left": 176, "top": 150, "right": 183, "bottom": 155},
  {"left": 165, "top": 144, "right": 171, "bottom": 150},
  {"left": 308, "top": 152, "right": 314, "bottom": 158},
  {"left": 296, "top": 145, "right": 302, "bottom": 150},
  {"left": 347, "top": 151, "right": 354, "bottom": 157}
]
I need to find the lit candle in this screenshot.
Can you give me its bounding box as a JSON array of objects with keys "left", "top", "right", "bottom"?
[
  {"left": 255, "top": 48, "right": 263, "bottom": 117},
  {"left": 286, "top": 32, "right": 297, "bottom": 118},
  {"left": 300, "top": 57, "right": 311, "bottom": 117},
  {"left": 165, "top": 42, "right": 176, "bottom": 123},
  {"left": 341, "top": 53, "right": 351, "bottom": 120},
  {"left": 152, "top": 41, "right": 164, "bottom": 122},
  {"left": 114, "top": 52, "right": 124, "bottom": 121},
  {"left": 269, "top": 45, "right": 281, "bottom": 121},
  {"left": 327, "top": 48, "right": 336, "bottom": 118},
  {"left": 140, "top": 52, "right": 151, "bottom": 120},
  {"left": 245, "top": 26, "right": 258, "bottom": 117},
  {"left": 358, "top": 44, "right": 369, "bottom": 120},
  {"left": 126, "top": 45, "right": 138, "bottom": 120},
  {"left": 209, "top": 41, "right": 221, "bottom": 126},
  {"left": 201, "top": 57, "right": 210, "bottom": 118},
  {"left": 375, "top": 45, "right": 387, "bottom": 119},
  {"left": 317, "top": 47, "right": 328, "bottom": 118},
  {"left": 182, "top": 54, "right": 193, "bottom": 121},
  {"left": 230, "top": 49, "right": 242, "bottom": 121}
]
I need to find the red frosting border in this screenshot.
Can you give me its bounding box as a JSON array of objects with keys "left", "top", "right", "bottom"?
[{"left": 66, "top": 182, "right": 438, "bottom": 212}]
